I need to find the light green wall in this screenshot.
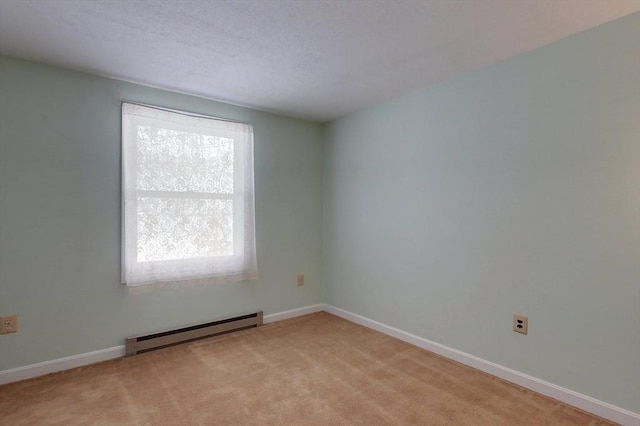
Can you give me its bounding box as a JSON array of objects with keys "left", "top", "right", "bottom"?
[
  {"left": 0, "top": 56, "right": 323, "bottom": 370},
  {"left": 323, "top": 13, "right": 639, "bottom": 412}
]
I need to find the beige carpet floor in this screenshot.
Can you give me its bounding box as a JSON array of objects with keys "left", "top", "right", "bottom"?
[{"left": 0, "top": 312, "right": 613, "bottom": 425}]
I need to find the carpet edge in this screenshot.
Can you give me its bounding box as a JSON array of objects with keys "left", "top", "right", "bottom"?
[
  {"left": 322, "top": 303, "right": 639, "bottom": 426},
  {"left": 0, "top": 303, "right": 325, "bottom": 386}
]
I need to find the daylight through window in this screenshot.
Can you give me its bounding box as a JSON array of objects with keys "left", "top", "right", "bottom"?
[{"left": 121, "top": 103, "right": 257, "bottom": 286}]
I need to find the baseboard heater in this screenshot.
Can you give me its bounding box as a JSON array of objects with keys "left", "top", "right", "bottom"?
[{"left": 125, "top": 311, "right": 263, "bottom": 356}]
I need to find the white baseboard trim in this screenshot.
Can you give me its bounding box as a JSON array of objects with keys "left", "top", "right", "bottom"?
[
  {"left": 263, "top": 303, "right": 324, "bottom": 324},
  {"left": 0, "top": 345, "right": 126, "bottom": 386},
  {"left": 323, "top": 304, "right": 640, "bottom": 426},
  {"left": 0, "top": 303, "right": 325, "bottom": 387}
]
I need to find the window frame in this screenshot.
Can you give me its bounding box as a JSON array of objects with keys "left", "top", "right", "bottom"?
[{"left": 121, "top": 102, "right": 257, "bottom": 286}]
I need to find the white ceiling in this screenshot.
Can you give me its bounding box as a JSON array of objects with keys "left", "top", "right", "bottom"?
[{"left": 0, "top": 0, "right": 638, "bottom": 122}]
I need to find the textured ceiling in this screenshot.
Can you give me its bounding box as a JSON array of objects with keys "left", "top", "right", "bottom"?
[{"left": 0, "top": 0, "right": 638, "bottom": 122}]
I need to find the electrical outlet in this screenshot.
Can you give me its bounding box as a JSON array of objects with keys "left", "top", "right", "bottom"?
[
  {"left": 1, "top": 314, "right": 18, "bottom": 334},
  {"left": 297, "top": 274, "right": 304, "bottom": 286},
  {"left": 513, "top": 314, "right": 528, "bottom": 335}
]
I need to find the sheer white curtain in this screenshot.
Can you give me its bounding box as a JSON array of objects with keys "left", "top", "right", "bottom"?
[{"left": 121, "top": 103, "right": 257, "bottom": 286}]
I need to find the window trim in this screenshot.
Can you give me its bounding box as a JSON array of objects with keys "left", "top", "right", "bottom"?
[{"left": 121, "top": 102, "right": 257, "bottom": 286}]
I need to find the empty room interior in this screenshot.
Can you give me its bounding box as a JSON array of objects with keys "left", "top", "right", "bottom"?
[{"left": 0, "top": 0, "right": 639, "bottom": 425}]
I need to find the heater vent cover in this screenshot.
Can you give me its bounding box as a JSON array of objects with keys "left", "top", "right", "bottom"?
[{"left": 126, "top": 311, "right": 263, "bottom": 356}]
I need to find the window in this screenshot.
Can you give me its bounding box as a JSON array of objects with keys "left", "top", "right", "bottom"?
[{"left": 121, "top": 103, "right": 257, "bottom": 286}]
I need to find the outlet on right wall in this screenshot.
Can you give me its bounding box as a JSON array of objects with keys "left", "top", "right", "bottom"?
[{"left": 322, "top": 12, "right": 639, "bottom": 413}]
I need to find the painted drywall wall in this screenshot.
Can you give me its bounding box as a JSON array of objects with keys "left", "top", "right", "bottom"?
[
  {"left": 0, "top": 56, "right": 323, "bottom": 370},
  {"left": 323, "top": 13, "right": 640, "bottom": 412}
]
